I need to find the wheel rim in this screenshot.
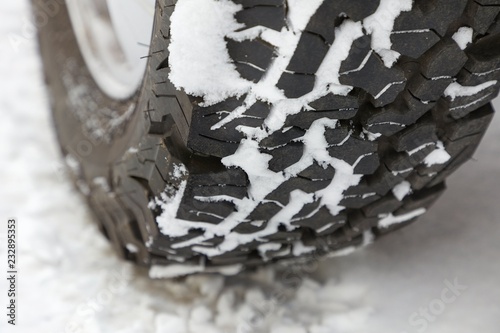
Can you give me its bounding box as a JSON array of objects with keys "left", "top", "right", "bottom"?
[{"left": 66, "top": 0, "right": 156, "bottom": 100}]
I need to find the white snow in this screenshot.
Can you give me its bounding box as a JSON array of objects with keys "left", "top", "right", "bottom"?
[
  {"left": 126, "top": 243, "right": 139, "bottom": 253},
  {"left": 149, "top": 263, "right": 204, "bottom": 278},
  {"left": 362, "top": 128, "right": 382, "bottom": 141},
  {"left": 444, "top": 80, "right": 497, "bottom": 101},
  {"left": 172, "top": 163, "right": 187, "bottom": 178},
  {"left": 152, "top": 182, "right": 196, "bottom": 237},
  {"left": 3, "top": 1, "right": 500, "bottom": 332},
  {"left": 378, "top": 208, "right": 426, "bottom": 228},
  {"left": 286, "top": 0, "right": 325, "bottom": 34},
  {"left": 327, "top": 246, "right": 357, "bottom": 258},
  {"left": 168, "top": 0, "right": 251, "bottom": 105},
  {"left": 424, "top": 141, "right": 451, "bottom": 167},
  {"left": 452, "top": 27, "right": 473, "bottom": 50},
  {"left": 292, "top": 241, "right": 316, "bottom": 256},
  {"left": 392, "top": 181, "right": 412, "bottom": 201},
  {"left": 258, "top": 243, "right": 283, "bottom": 258},
  {"left": 92, "top": 177, "right": 110, "bottom": 192},
  {"left": 363, "top": 0, "right": 413, "bottom": 67},
  {"left": 64, "top": 154, "right": 81, "bottom": 175}
]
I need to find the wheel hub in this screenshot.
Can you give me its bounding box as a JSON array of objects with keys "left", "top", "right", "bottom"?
[{"left": 66, "top": 0, "right": 156, "bottom": 100}]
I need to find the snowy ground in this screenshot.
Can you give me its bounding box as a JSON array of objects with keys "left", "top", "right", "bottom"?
[{"left": 1, "top": 1, "right": 499, "bottom": 332}]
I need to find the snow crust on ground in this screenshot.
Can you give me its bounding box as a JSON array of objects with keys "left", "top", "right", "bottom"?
[{"left": 1, "top": 1, "right": 500, "bottom": 333}]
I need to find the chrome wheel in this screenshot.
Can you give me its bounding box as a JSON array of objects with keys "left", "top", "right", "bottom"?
[{"left": 66, "top": 0, "right": 156, "bottom": 100}]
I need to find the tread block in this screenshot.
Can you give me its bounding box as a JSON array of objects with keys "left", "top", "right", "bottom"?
[
  {"left": 267, "top": 142, "right": 304, "bottom": 172},
  {"left": 443, "top": 133, "right": 482, "bottom": 156},
  {"left": 399, "top": 182, "right": 446, "bottom": 212},
  {"left": 360, "top": 95, "right": 434, "bottom": 136},
  {"left": 385, "top": 144, "right": 436, "bottom": 172},
  {"left": 347, "top": 211, "right": 379, "bottom": 232},
  {"left": 248, "top": 201, "right": 282, "bottom": 221},
  {"left": 447, "top": 84, "right": 499, "bottom": 119},
  {"left": 287, "top": 32, "right": 329, "bottom": 74},
  {"left": 292, "top": 205, "right": 346, "bottom": 232},
  {"left": 366, "top": 165, "right": 411, "bottom": 196},
  {"left": 328, "top": 137, "right": 378, "bottom": 166},
  {"left": 209, "top": 254, "right": 250, "bottom": 266},
  {"left": 234, "top": 62, "right": 266, "bottom": 82},
  {"left": 340, "top": 193, "right": 380, "bottom": 209},
  {"left": 245, "top": 100, "right": 272, "bottom": 118},
  {"left": 192, "top": 185, "right": 248, "bottom": 200},
  {"left": 362, "top": 194, "right": 404, "bottom": 217},
  {"left": 325, "top": 125, "right": 350, "bottom": 145},
  {"left": 471, "top": 3, "right": 500, "bottom": 35},
  {"left": 456, "top": 68, "right": 500, "bottom": 86},
  {"left": 308, "top": 93, "right": 359, "bottom": 111},
  {"left": 390, "top": 121, "right": 437, "bottom": 152},
  {"left": 190, "top": 168, "right": 248, "bottom": 187},
  {"left": 339, "top": 35, "right": 372, "bottom": 74},
  {"left": 235, "top": 6, "right": 285, "bottom": 31},
  {"left": 232, "top": 0, "right": 283, "bottom": 8},
  {"left": 446, "top": 104, "right": 495, "bottom": 140},
  {"left": 394, "top": 0, "right": 468, "bottom": 37},
  {"left": 286, "top": 109, "right": 358, "bottom": 130},
  {"left": 263, "top": 230, "right": 302, "bottom": 242},
  {"left": 198, "top": 113, "right": 263, "bottom": 142},
  {"left": 177, "top": 199, "right": 235, "bottom": 224},
  {"left": 406, "top": 171, "right": 436, "bottom": 190},
  {"left": 266, "top": 178, "right": 330, "bottom": 205},
  {"left": 408, "top": 74, "right": 453, "bottom": 102},
  {"left": 227, "top": 38, "right": 274, "bottom": 73},
  {"left": 232, "top": 220, "right": 268, "bottom": 234},
  {"left": 188, "top": 99, "right": 268, "bottom": 158},
  {"left": 326, "top": 227, "right": 364, "bottom": 245},
  {"left": 476, "top": 0, "right": 500, "bottom": 4},
  {"left": 135, "top": 136, "right": 162, "bottom": 163},
  {"left": 464, "top": 33, "right": 500, "bottom": 73},
  {"left": 340, "top": 51, "right": 406, "bottom": 107},
  {"left": 188, "top": 134, "right": 239, "bottom": 158},
  {"left": 427, "top": 144, "right": 478, "bottom": 187},
  {"left": 260, "top": 126, "right": 305, "bottom": 148},
  {"left": 305, "top": 0, "right": 380, "bottom": 43},
  {"left": 149, "top": 114, "right": 175, "bottom": 136},
  {"left": 391, "top": 30, "right": 440, "bottom": 59},
  {"left": 353, "top": 153, "right": 380, "bottom": 175},
  {"left": 277, "top": 72, "right": 316, "bottom": 98},
  {"left": 298, "top": 163, "right": 336, "bottom": 181},
  {"left": 420, "top": 39, "right": 468, "bottom": 78}
]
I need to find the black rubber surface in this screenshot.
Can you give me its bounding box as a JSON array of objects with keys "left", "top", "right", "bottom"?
[{"left": 34, "top": 0, "right": 500, "bottom": 275}]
